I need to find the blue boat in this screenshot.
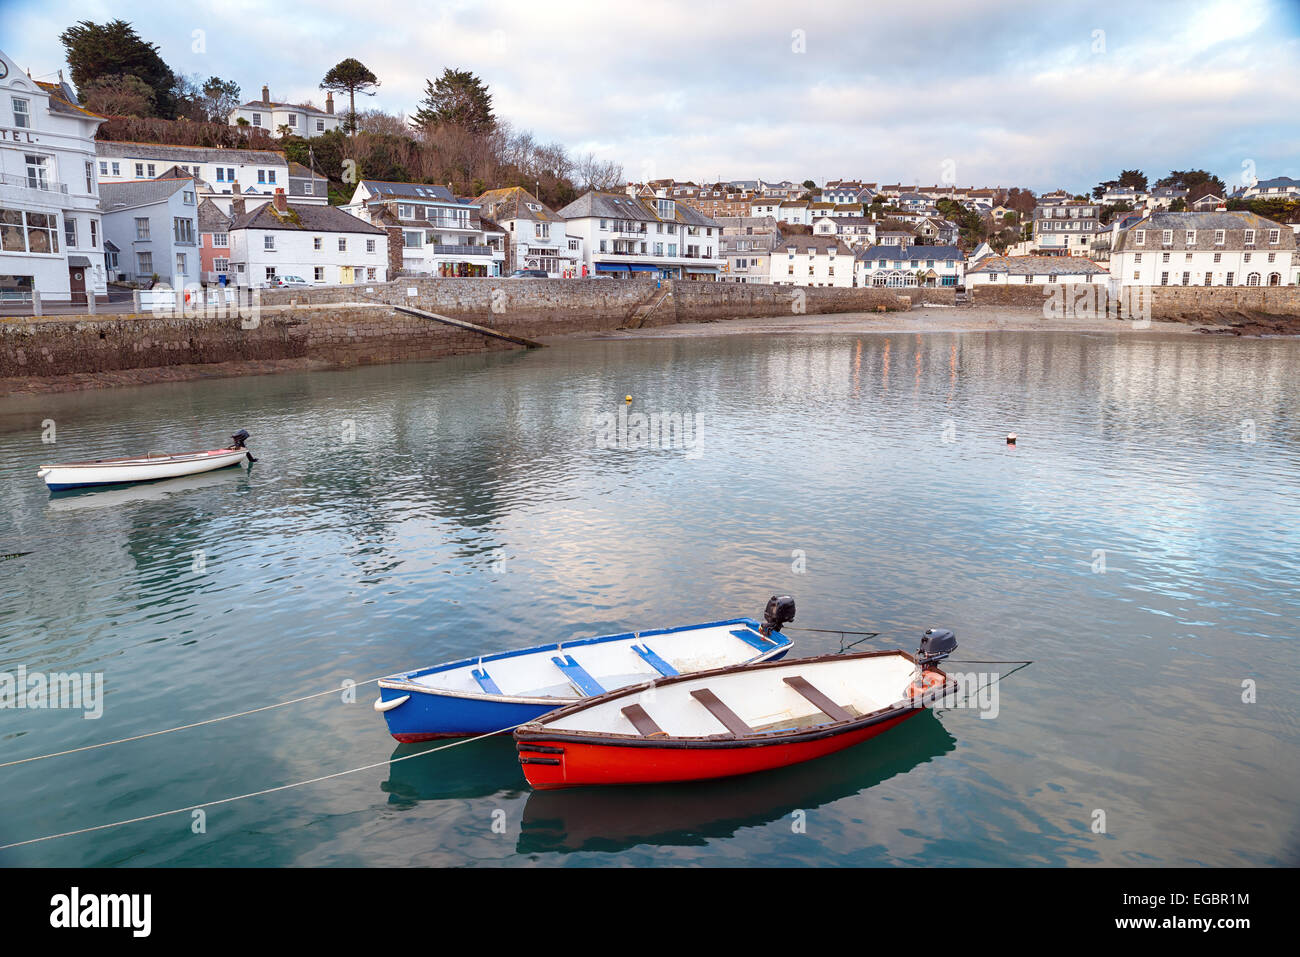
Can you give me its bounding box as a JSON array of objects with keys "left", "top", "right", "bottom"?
[{"left": 374, "top": 599, "right": 797, "bottom": 741}]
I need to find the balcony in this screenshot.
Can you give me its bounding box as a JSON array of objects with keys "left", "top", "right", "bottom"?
[
  {"left": 0, "top": 173, "right": 69, "bottom": 194},
  {"left": 430, "top": 244, "right": 496, "bottom": 257}
]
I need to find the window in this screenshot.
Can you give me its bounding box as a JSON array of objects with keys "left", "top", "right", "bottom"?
[
  {"left": 263, "top": 235, "right": 275, "bottom": 251},
  {"left": 176, "top": 253, "right": 187, "bottom": 275},
  {"left": 316, "top": 119, "right": 325, "bottom": 132},
  {"left": 90, "top": 220, "right": 98, "bottom": 248},
  {"left": 147, "top": 164, "right": 155, "bottom": 177},
  {"left": 1246, "top": 272, "right": 1260, "bottom": 286},
  {"left": 252, "top": 113, "right": 262, "bottom": 127},
  {"left": 1182, "top": 272, "right": 1190, "bottom": 286},
  {"left": 313, "top": 237, "right": 322, "bottom": 250},
  {"left": 25, "top": 154, "right": 49, "bottom": 189},
  {"left": 182, "top": 190, "right": 195, "bottom": 205},
  {"left": 112, "top": 162, "right": 120, "bottom": 176},
  {"left": 314, "top": 266, "right": 325, "bottom": 281},
  {"left": 1213, "top": 252, "right": 1221, "bottom": 263},
  {"left": 0, "top": 209, "right": 56, "bottom": 253},
  {"left": 1204, "top": 272, "right": 1212, "bottom": 285},
  {"left": 64, "top": 217, "right": 77, "bottom": 248},
  {"left": 1214, "top": 229, "right": 1225, "bottom": 244},
  {"left": 1244, "top": 229, "right": 1255, "bottom": 244},
  {"left": 216, "top": 168, "right": 225, "bottom": 182},
  {"left": 258, "top": 170, "right": 266, "bottom": 184},
  {"left": 1134, "top": 230, "right": 1145, "bottom": 245},
  {"left": 226, "top": 168, "right": 234, "bottom": 181},
  {"left": 1244, "top": 253, "right": 1251, "bottom": 263},
  {"left": 1048, "top": 274, "right": 1057, "bottom": 282},
  {"left": 366, "top": 239, "right": 376, "bottom": 253},
  {"left": 1269, "top": 229, "right": 1280, "bottom": 244},
  {"left": 265, "top": 267, "right": 276, "bottom": 281},
  {"left": 136, "top": 163, "right": 145, "bottom": 177},
  {"left": 214, "top": 258, "right": 229, "bottom": 273},
  {"left": 1225, "top": 272, "right": 1234, "bottom": 286},
  {"left": 338, "top": 238, "right": 347, "bottom": 252},
  {"left": 1135, "top": 254, "right": 1142, "bottom": 263},
  {"left": 174, "top": 218, "right": 194, "bottom": 243},
  {"left": 136, "top": 251, "right": 153, "bottom": 274},
  {"left": 1185, "top": 230, "right": 1195, "bottom": 244},
  {"left": 213, "top": 232, "right": 228, "bottom": 248},
  {"left": 267, "top": 171, "right": 276, "bottom": 184},
  {"left": 12, "top": 98, "right": 30, "bottom": 128},
  {"left": 1161, "top": 230, "right": 1173, "bottom": 245},
  {"left": 536, "top": 223, "right": 550, "bottom": 239},
  {"left": 404, "top": 231, "right": 422, "bottom": 248},
  {"left": 135, "top": 217, "right": 150, "bottom": 240},
  {"left": 85, "top": 161, "right": 94, "bottom": 193},
  {"left": 303, "top": 181, "right": 313, "bottom": 195},
  {"left": 1024, "top": 275, "right": 1033, "bottom": 284},
  {"left": 288, "top": 114, "right": 297, "bottom": 128},
  {"left": 1162, "top": 252, "right": 1170, "bottom": 263}
]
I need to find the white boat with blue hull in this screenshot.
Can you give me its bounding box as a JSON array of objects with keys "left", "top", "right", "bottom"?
[
  {"left": 375, "top": 598, "right": 798, "bottom": 741},
  {"left": 38, "top": 429, "right": 256, "bottom": 492}
]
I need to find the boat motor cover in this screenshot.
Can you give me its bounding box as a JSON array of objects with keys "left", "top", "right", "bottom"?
[
  {"left": 917, "top": 628, "right": 957, "bottom": 663},
  {"left": 230, "top": 429, "right": 250, "bottom": 449},
  {"left": 762, "top": 595, "right": 796, "bottom": 635}
]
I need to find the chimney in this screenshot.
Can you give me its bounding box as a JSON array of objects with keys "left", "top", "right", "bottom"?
[
  {"left": 273, "top": 188, "right": 287, "bottom": 213},
  {"left": 325, "top": 93, "right": 334, "bottom": 115},
  {"left": 261, "top": 84, "right": 270, "bottom": 103},
  {"left": 231, "top": 181, "right": 245, "bottom": 217}
]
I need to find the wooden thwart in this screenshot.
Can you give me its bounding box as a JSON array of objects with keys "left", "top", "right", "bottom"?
[
  {"left": 690, "top": 688, "right": 753, "bottom": 736},
  {"left": 783, "top": 675, "right": 853, "bottom": 723},
  {"left": 621, "top": 703, "right": 666, "bottom": 737}
]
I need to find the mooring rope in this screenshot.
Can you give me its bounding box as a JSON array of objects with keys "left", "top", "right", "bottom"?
[
  {"left": 0, "top": 724, "right": 521, "bottom": 851},
  {"left": 0, "top": 675, "right": 392, "bottom": 769}
]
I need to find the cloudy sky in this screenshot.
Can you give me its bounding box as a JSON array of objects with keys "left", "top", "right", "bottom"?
[{"left": 5, "top": 0, "right": 1298, "bottom": 192}]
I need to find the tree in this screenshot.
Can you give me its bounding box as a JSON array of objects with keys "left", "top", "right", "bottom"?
[
  {"left": 802, "top": 179, "right": 816, "bottom": 190},
  {"left": 82, "top": 73, "right": 155, "bottom": 117},
  {"left": 320, "top": 58, "right": 380, "bottom": 134},
  {"left": 1118, "top": 169, "right": 1148, "bottom": 191},
  {"left": 1155, "top": 169, "right": 1226, "bottom": 201},
  {"left": 411, "top": 69, "right": 495, "bottom": 134},
  {"left": 197, "top": 77, "right": 241, "bottom": 124},
  {"left": 575, "top": 152, "right": 623, "bottom": 191},
  {"left": 60, "top": 19, "right": 176, "bottom": 117}
]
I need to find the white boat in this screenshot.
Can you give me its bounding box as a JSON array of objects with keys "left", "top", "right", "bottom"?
[{"left": 38, "top": 430, "right": 255, "bottom": 491}]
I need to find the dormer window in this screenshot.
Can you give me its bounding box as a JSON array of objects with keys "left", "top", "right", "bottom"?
[
  {"left": 1269, "top": 229, "right": 1280, "bottom": 244},
  {"left": 1214, "top": 229, "right": 1225, "bottom": 244},
  {"left": 656, "top": 199, "right": 675, "bottom": 218},
  {"left": 1244, "top": 229, "right": 1255, "bottom": 244},
  {"left": 1185, "top": 230, "right": 1195, "bottom": 244},
  {"left": 1135, "top": 230, "right": 1145, "bottom": 245},
  {"left": 1161, "top": 230, "right": 1173, "bottom": 245}
]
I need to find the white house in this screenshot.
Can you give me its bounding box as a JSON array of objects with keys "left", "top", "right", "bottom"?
[
  {"left": 1032, "top": 201, "right": 1105, "bottom": 257},
  {"left": 855, "top": 244, "right": 964, "bottom": 288},
  {"left": 228, "top": 189, "right": 386, "bottom": 287},
  {"left": 228, "top": 85, "right": 343, "bottom": 138},
  {"left": 776, "top": 200, "right": 813, "bottom": 226},
  {"left": 966, "top": 255, "right": 1109, "bottom": 285},
  {"left": 345, "top": 180, "right": 503, "bottom": 277},
  {"left": 769, "top": 235, "right": 854, "bottom": 287},
  {"left": 0, "top": 49, "right": 107, "bottom": 305},
  {"left": 559, "top": 190, "right": 724, "bottom": 280},
  {"left": 1109, "top": 211, "right": 1295, "bottom": 287},
  {"left": 474, "top": 186, "right": 581, "bottom": 277},
  {"left": 813, "top": 214, "right": 877, "bottom": 248},
  {"left": 100, "top": 177, "right": 201, "bottom": 288},
  {"left": 1241, "top": 176, "right": 1300, "bottom": 201},
  {"left": 95, "top": 141, "right": 323, "bottom": 214}
]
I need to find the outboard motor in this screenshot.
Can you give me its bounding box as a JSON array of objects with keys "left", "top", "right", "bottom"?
[
  {"left": 760, "top": 595, "right": 796, "bottom": 637},
  {"left": 916, "top": 628, "right": 957, "bottom": 667},
  {"left": 230, "top": 429, "right": 257, "bottom": 463}
]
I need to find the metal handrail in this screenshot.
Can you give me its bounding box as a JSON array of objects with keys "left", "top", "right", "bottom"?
[{"left": 0, "top": 173, "right": 69, "bottom": 193}]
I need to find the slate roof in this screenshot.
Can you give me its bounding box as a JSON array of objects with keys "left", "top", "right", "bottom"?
[
  {"left": 237, "top": 99, "right": 332, "bottom": 116},
  {"left": 558, "top": 191, "right": 720, "bottom": 228},
  {"left": 856, "top": 244, "right": 963, "bottom": 262},
  {"left": 36, "top": 80, "right": 103, "bottom": 119},
  {"left": 1113, "top": 211, "right": 1295, "bottom": 251},
  {"left": 777, "top": 235, "right": 852, "bottom": 253},
  {"left": 360, "top": 181, "right": 455, "bottom": 202},
  {"left": 966, "top": 255, "right": 1107, "bottom": 276},
  {"left": 197, "top": 198, "right": 231, "bottom": 232},
  {"left": 474, "top": 186, "right": 564, "bottom": 223},
  {"left": 96, "top": 141, "right": 287, "bottom": 167},
  {"left": 1251, "top": 176, "right": 1300, "bottom": 190},
  {"left": 229, "top": 202, "right": 385, "bottom": 234},
  {"left": 100, "top": 179, "right": 192, "bottom": 211}
]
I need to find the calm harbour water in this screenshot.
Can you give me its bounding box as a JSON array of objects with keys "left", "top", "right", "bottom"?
[{"left": 1, "top": 327, "right": 1297, "bottom": 867}]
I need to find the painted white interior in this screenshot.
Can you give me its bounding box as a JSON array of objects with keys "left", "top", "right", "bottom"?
[
  {"left": 411, "top": 623, "right": 779, "bottom": 699},
  {"left": 544, "top": 653, "right": 921, "bottom": 737}
]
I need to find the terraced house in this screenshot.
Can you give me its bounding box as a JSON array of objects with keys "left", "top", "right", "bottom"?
[
  {"left": 770, "top": 234, "right": 853, "bottom": 287},
  {"left": 0, "top": 49, "right": 107, "bottom": 305},
  {"left": 1109, "top": 211, "right": 1296, "bottom": 287},
  {"left": 559, "top": 190, "right": 724, "bottom": 280},
  {"left": 344, "top": 181, "right": 505, "bottom": 277},
  {"left": 474, "top": 186, "right": 580, "bottom": 277},
  {"left": 1032, "top": 201, "right": 1105, "bottom": 257},
  {"left": 855, "top": 244, "right": 964, "bottom": 288},
  {"left": 229, "top": 189, "right": 387, "bottom": 287}
]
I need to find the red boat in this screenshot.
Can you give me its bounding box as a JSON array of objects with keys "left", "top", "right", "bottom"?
[{"left": 515, "top": 630, "right": 958, "bottom": 790}]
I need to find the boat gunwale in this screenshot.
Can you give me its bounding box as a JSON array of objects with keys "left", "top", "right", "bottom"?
[
  {"left": 40, "top": 448, "right": 245, "bottom": 469},
  {"left": 377, "top": 620, "right": 792, "bottom": 705},
  {"left": 513, "top": 649, "right": 952, "bottom": 750}
]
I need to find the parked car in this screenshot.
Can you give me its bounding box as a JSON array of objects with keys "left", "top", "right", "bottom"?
[
  {"left": 508, "top": 269, "right": 549, "bottom": 279},
  {"left": 270, "top": 275, "right": 310, "bottom": 288}
]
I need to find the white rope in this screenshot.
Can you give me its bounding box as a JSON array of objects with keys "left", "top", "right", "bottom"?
[
  {"left": 0, "top": 675, "right": 393, "bottom": 769},
  {"left": 0, "top": 724, "right": 520, "bottom": 851}
]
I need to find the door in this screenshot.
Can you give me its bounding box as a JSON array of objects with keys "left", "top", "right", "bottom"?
[
  {"left": 340, "top": 266, "right": 354, "bottom": 285},
  {"left": 68, "top": 266, "right": 87, "bottom": 306}
]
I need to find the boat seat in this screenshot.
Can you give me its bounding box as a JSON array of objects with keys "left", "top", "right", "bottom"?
[
  {"left": 621, "top": 703, "right": 667, "bottom": 737},
  {"left": 729, "top": 628, "right": 776, "bottom": 653},
  {"left": 632, "top": 644, "right": 679, "bottom": 677},
  {"left": 551, "top": 655, "right": 606, "bottom": 697},
  {"left": 690, "top": 688, "right": 754, "bottom": 736},
  {"left": 783, "top": 675, "right": 853, "bottom": 723},
  {"left": 471, "top": 667, "right": 503, "bottom": 696}
]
